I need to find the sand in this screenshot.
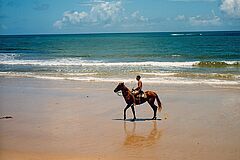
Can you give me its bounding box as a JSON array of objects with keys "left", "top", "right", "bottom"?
[{"left": 0, "top": 77, "right": 240, "bottom": 160}]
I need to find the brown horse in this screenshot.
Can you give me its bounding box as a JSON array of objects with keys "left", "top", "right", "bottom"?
[{"left": 114, "top": 82, "right": 162, "bottom": 121}]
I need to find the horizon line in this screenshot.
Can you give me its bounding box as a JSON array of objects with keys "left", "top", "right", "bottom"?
[{"left": 0, "top": 30, "right": 240, "bottom": 36}]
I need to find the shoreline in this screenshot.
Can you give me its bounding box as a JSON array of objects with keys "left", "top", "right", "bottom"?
[
  {"left": 0, "top": 77, "right": 240, "bottom": 160},
  {"left": 0, "top": 74, "right": 239, "bottom": 89}
]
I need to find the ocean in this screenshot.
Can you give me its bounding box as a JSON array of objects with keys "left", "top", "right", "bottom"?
[{"left": 0, "top": 31, "right": 240, "bottom": 86}]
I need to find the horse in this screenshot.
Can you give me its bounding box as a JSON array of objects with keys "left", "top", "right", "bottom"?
[{"left": 114, "top": 82, "right": 162, "bottom": 121}]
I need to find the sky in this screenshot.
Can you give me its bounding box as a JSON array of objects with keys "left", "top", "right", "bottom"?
[{"left": 0, "top": 0, "right": 240, "bottom": 35}]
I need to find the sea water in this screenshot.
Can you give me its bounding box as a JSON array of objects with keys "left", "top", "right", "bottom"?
[{"left": 0, "top": 31, "right": 239, "bottom": 86}]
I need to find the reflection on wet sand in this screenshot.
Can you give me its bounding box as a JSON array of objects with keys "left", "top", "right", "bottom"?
[{"left": 123, "top": 121, "right": 162, "bottom": 148}]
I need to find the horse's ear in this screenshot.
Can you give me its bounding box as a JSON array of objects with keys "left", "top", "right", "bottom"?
[{"left": 119, "top": 82, "right": 124, "bottom": 86}]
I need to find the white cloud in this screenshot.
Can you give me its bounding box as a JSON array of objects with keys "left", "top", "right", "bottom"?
[
  {"left": 89, "top": 1, "right": 123, "bottom": 25},
  {"left": 53, "top": 20, "right": 64, "bottom": 29},
  {"left": 53, "top": 11, "right": 88, "bottom": 29},
  {"left": 64, "top": 11, "right": 88, "bottom": 24},
  {"left": 175, "top": 15, "right": 186, "bottom": 21},
  {"left": 189, "top": 11, "right": 221, "bottom": 26},
  {"left": 220, "top": 0, "right": 240, "bottom": 18},
  {"left": 189, "top": 16, "right": 221, "bottom": 26},
  {"left": 54, "top": 1, "right": 147, "bottom": 29},
  {"left": 131, "top": 11, "right": 148, "bottom": 22},
  {"left": 173, "top": 11, "right": 221, "bottom": 26}
]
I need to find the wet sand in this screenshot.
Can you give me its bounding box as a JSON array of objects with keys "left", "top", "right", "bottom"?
[{"left": 0, "top": 77, "right": 240, "bottom": 160}]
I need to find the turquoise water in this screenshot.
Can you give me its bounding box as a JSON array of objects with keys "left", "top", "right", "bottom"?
[{"left": 0, "top": 31, "right": 239, "bottom": 85}]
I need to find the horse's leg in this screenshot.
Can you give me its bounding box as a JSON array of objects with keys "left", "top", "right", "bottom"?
[
  {"left": 124, "top": 104, "right": 131, "bottom": 120},
  {"left": 130, "top": 104, "right": 136, "bottom": 121},
  {"left": 148, "top": 98, "right": 157, "bottom": 120}
]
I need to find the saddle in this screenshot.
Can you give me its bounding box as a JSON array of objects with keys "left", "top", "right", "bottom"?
[{"left": 132, "top": 90, "right": 147, "bottom": 99}]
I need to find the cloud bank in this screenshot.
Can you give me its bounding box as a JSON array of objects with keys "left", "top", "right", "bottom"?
[
  {"left": 189, "top": 11, "right": 221, "bottom": 26},
  {"left": 54, "top": 1, "right": 147, "bottom": 29},
  {"left": 52, "top": 0, "right": 238, "bottom": 32},
  {"left": 175, "top": 10, "right": 221, "bottom": 26}
]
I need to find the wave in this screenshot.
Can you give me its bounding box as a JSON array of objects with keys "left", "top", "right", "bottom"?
[
  {"left": 0, "top": 58, "right": 198, "bottom": 67},
  {"left": 2, "top": 59, "right": 239, "bottom": 69},
  {"left": 0, "top": 53, "right": 20, "bottom": 60},
  {"left": 171, "top": 33, "right": 202, "bottom": 36},
  {"left": 0, "top": 72, "right": 239, "bottom": 86},
  {"left": 171, "top": 54, "right": 181, "bottom": 57},
  {"left": 1, "top": 58, "right": 239, "bottom": 69},
  {"left": 0, "top": 58, "right": 99, "bottom": 66},
  {"left": 80, "top": 61, "right": 195, "bottom": 67},
  {"left": 174, "top": 72, "right": 239, "bottom": 80},
  {"left": 141, "top": 72, "right": 176, "bottom": 76},
  {"left": 141, "top": 72, "right": 239, "bottom": 80},
  {"left": 171, "top": 34, "right": 185, "bottom": 36},
  {"left": 193, "top": 61, "right": 240, "bottom": 68}
]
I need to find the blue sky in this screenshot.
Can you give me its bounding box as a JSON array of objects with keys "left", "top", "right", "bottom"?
[{"left": 0, "top": 0, "right": 240, "bottom": 34}]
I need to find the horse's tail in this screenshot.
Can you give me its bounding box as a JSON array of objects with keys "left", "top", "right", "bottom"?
[{"left": 155, "top": 93, "right": 162, "bottom": 113}]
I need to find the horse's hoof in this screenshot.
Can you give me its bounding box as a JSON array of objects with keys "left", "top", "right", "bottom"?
[
  {"left": 152, "top": 117, "right": 156, "bottom": 120},
  {"left": 131, "top": 119, "right": 136, "bottom": 122}
]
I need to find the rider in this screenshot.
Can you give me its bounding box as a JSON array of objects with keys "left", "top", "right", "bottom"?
[{"left": 133, "top": 75, "right": 143, "bottom": 105}]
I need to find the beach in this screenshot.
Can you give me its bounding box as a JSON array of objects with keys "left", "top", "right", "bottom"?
[
  {"left": 1, "top": 0, "right": 240, "bottom": 158},
  {"left": 0, "top": 77, "right": 239, "bottom": 160}
]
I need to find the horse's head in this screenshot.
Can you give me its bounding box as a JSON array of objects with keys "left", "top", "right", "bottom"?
[{"left": 114, "top": 82, "right": 124, "bottom": 93}]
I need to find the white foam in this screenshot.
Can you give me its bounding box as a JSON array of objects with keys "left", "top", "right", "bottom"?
[
  {"left": 0, "top": 72, "right": 239, "bottom": 86},
  {"left": 222, "top": 61, "right": 239, "bottom": 64},
  {"left": 82, "top": 61, "right": 196, "bottom": 67},
  {"left": 0, "top": 53, "right": 19, "bottom": 60},
  {"left": 171, "top": 33, "right": 202, "bottom": 36},
  {"left": 141, "top": 72, "right": 176, "bottom": 76},
  {"left": 171, "top": 54, "right": 181, "bottom": 57},
  {"left": 171, "top": 34, "right": 185, "bottom": 36},
  {"left": 0, "top": 58, "right": 198, "bottom": 68},
  {"left": 193, "top": 61, "right": 239, "bottom": 65},
  {"left": 0, "top": 58, "right": 93, "bottom": 66},
  {"left": 60, "top": 73, "right": 97, "bottom": 76},
  {"left": 2, "top": 57, "right": 238, "bottom": 68}
]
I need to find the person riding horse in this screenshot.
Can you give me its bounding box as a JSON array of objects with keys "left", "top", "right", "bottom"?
[
  {"left": 114, "top": 82, "right": 162, "bottom": 120},
  {"left": 132, "top": 75, "right": 142, "bottom": 96},
  {"left": 132, "top": 75, "right": 144, "bottom": 105}
]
